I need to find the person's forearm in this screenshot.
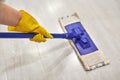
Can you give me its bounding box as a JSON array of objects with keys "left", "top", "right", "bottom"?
[{"left": 0, "top": 3, "right": 21, "bottom": 26}]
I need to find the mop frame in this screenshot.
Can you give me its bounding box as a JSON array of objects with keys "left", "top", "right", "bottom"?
[{"left": 59, "top": 13, "right": 109, "bottom": 70}]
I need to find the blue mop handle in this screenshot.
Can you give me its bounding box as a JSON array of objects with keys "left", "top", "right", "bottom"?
[{"left": 0, "top": 32, "right": 73, "bottom": 39}]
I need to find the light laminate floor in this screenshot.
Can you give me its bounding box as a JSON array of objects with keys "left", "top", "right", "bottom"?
[{"left": 0, "top": 0, "right": 120, "bottom": 80}]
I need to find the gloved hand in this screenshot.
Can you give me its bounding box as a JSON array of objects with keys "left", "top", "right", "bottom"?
[{"left": 8, "top": 10, "right": 53, "bottom": 42}]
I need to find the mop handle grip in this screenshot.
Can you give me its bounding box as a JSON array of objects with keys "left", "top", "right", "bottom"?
[{"left": 0, "top": 32, "right": 72, "bottom": 39}]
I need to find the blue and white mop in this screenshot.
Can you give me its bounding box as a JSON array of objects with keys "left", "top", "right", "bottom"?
[{"left": 0, "top": 13, "right": 109, "bottom": 71}]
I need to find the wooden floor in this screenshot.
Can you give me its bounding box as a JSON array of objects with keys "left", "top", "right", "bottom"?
[{"left": 0, "top": 0, "right": 120, "bottom": 80}]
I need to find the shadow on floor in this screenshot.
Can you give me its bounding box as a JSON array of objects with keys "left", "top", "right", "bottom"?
[{"left": 1, "top": 42, "right": 73, "bottom": 75}]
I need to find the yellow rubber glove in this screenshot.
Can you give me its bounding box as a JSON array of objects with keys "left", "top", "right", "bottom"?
[{"left": 8, "top": 10, "right": 53, "bottom": 42}]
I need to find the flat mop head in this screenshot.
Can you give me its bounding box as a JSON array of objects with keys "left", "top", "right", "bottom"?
[{"left": 59, "top": 13, "right": 109, "bottom": 71}]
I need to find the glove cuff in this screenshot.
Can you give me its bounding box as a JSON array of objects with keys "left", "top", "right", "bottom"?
[{"left": 8, "top": 10, "right": 40, "bottom": 32}]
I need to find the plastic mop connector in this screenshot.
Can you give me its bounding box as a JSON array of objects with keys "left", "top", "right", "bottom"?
[{"left": 65, "top": 22, "right": 98, "bottom": 55}]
